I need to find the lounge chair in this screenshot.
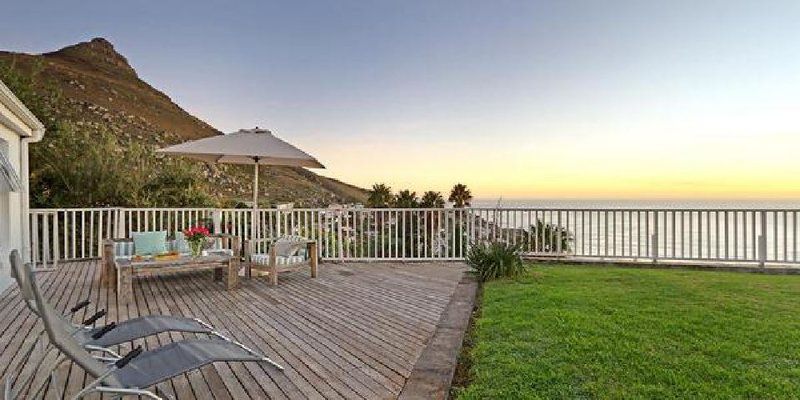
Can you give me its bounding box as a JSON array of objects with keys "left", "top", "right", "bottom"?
[
  {"left": 9, "top": 250, "right": 231, "bottom": 351},
  {"left": 19, "top": 251, "right": 283, "bottom": 399},
  {"left": 244, "top": 235, "right": 318, "bottom": 285}
]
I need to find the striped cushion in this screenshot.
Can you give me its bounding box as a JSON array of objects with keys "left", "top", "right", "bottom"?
[
  {"left": 205, "top": 249, "right": 234, "bottom": 257},
  {"left": 251, "top": 254, "right": 307, "bottom": 265},
  {"left": 114, "top": 242, "right": 135, "bottom": 258}
]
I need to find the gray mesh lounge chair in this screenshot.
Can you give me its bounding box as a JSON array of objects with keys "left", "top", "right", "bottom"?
[
  {"left": 23, "top": 252, "right": 283, "bottom": 399},
  {"left": 9, "top": 250, "right": 224, "bottom": 351}
]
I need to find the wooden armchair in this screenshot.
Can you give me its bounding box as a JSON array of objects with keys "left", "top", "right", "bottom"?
[{"left": 244, "top": 235, "right": 319, "bottom": 285}]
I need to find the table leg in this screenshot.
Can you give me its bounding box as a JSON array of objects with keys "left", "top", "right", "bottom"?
[
  {"left": 269, "top": 248, "right": 278, "bottom": 286},
  {"left": 101, "top": 242, "right": 113, "bottom": 287},
  {"left": 118, "top": 266, "right": 132, "bottom": 304},
  {"left": 100, "top": 259, "right": 107, "bottom": 287},
  {"left": 108, "top": 262, "right": 117, "bottom": 290},
  {"left": 225, "top": 259, "right": 238, "bottom": 290},
  {"left": 309, "top": 242, "right": 318, "bottom": 278}
]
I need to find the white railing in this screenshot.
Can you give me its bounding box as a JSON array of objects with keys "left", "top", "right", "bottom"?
[
  {"left": 28, "top": 207, "right": 800, "bottom": 267},
  {"left": 474, "top": 208, "right": 799, "bottom": 264}
]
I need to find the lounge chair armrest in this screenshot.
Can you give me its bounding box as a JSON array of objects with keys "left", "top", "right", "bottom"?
[
  {"left": 82, "top": 309, "right": 106, "bottom": 326},
  {"left": 115, "top": 345, "right": 142, "bottom": 369},
  {"left": 91, "top": 322, "right": 117, "bottom": 340},
  {"left": 70, "top": 299, "right": 91, "bottom": 314}
]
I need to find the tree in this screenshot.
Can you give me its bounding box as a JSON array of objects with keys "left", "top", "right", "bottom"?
[
  {"left": 367, "top": 183, "right": 394, "bottom": 208},
  {"left": 448, "top": 183, "right": 473, "bottom": 208},
  {"left": 420, "top": 191, "right": 445, "bottom": 208},
  {"left": 1, "top": 59, "right": 214, "bottom": 207},
  {"left": 393, "top": 190, "right": 419, "bottom": 208},
  {"left": 29, "top": 122, "right": 214, "bottom": 207}
]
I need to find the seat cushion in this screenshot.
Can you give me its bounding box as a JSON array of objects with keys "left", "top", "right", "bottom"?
[
  {"left": 251, "top": 254, "right": 306, "bottom": 265},
  {"left": 132, "top": 231, "right": 167, "bottom": 256}
]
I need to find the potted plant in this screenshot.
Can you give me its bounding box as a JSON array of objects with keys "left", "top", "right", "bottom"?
[{"left": 183, "top": 226, "right": 211, "bottom": 257}]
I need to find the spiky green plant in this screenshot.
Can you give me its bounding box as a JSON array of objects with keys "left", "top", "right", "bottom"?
[{"left": 465, "top": 241, "right": 526, "bottom": 282}]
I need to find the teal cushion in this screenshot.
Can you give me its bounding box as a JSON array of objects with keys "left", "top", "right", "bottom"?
[
  {"left": 173, "top": 231, "right": 190, "bottom": 254},
  {"left": 132, "top": 231, "right": 167, "bottom": 256}
]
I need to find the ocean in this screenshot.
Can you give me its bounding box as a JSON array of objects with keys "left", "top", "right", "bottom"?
[{"left": 471, "top": 198, "right": 800, "bottom": 209}]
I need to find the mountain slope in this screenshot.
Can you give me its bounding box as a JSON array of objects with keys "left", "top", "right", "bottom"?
[{"left": 0, "top": 37, "right": 367, "bottom": 206}]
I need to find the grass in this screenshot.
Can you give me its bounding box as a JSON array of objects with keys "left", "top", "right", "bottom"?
[{"left": 455, "top": 265, "right": 800, "bottom": 399}]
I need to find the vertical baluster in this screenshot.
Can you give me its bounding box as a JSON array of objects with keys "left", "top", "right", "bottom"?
[
  {"left": 707, "top": 211, "right": 719, "bottom": 259},
  {"left": 794, "top": 211, "right": 798, "bottom": 263},
  {"left": 70, "top": 210, "right": 76, "bottom": 260},
  {"left": 783, "top": 211, "right": 788, "bottom": 262},
  {"left": 773, "top": 211, "right": 778, "bottom": 261},
  {"left": 752, "top": 211, "right": 758, "bottom": 261},
  {"left": 603, "top": 211, "right": 609, "bottom": 257},
  {"left": 89, "top": 211, "right": 95, "bottom": 258}
]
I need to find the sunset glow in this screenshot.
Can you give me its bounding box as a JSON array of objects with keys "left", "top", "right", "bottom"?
[{"left": 3, "top": 1, "right": 799, "bottom": 199}]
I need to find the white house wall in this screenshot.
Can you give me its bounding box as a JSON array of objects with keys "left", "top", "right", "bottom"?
[{"left": 0, "top": 81, "right": 41, "bottom": 285}]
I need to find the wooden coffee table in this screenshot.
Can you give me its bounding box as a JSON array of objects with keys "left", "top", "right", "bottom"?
[{"left": 111, "top": 254, "right": 238, "bottom": 303}]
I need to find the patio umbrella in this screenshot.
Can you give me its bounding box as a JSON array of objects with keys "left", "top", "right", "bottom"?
[{"left": 157, "top": 128, "right": 324, "bottom": 234}]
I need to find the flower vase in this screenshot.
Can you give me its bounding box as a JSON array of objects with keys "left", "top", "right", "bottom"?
[{"left": 189, "top": 240, "right": 204, "bottom": 257}]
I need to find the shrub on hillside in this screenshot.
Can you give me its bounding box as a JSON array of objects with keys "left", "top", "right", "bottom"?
[
  {"left": 466, "top": 241, "right": 526, "bottom": 282},
  {"left": 1, "top": 59, "right": 215, "bottom": 208}
]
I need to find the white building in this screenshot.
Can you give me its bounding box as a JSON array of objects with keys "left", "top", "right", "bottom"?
[{"left": 0, "top": 79, "right": 45, "bottom": 275}]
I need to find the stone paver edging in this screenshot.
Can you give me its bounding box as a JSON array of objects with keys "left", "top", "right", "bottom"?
[{"left": 399, "top": 273, "right": 479, "bottom": 400}]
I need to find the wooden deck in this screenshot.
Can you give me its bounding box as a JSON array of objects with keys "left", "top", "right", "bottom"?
[{"left": 0, "top": 260, "right": 466, "bottom": 399}]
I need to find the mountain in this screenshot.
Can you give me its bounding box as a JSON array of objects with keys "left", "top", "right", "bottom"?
[{"left": 0, "top": 37, "right": 367, "bottom": 206}]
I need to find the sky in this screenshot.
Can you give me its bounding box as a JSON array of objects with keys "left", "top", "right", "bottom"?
[{"left": 1, "top": 1, "right": 799, "bottom": 200}]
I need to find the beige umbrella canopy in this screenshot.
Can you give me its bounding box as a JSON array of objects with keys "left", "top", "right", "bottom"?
[{"left": 157, "top": 127, "right": 325, "bottom": 207}]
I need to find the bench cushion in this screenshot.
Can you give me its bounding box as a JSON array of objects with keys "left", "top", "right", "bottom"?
[{"left": 251, "top": 254, "right": 307, "bottom": 265}]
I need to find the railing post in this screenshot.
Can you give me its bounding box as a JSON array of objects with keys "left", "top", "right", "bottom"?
[
  {"left": 758, "top": 235, "right": 767, "bottom": 268},
  {"left": 114, "top": 208, "right": 124, "bottom": 239},
  {"left": 758, "top": 210, "right": 778, "bottom": 267},
  {"left": 212, "top": 209, "right": 223, "bottom": 234}
]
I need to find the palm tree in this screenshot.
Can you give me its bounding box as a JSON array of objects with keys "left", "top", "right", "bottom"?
[
  {"left": 420, "top": 191, "right": 445, "bottom": 208},
  {"left": 393, "top": 189, "right": 419, "bottom": 208},
  {"left": 448, "top": 183, "right": 472, "bottom": 208},
  {"left": 367, "top": 183, "right": 394, "bottom": 208}
]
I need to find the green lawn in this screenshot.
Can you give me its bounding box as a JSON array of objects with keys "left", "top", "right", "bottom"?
[{"left": 456, "top": 265, "right": 800, "bottom": 399}]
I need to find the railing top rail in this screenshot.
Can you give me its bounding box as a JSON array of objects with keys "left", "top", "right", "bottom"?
[
  {"left": 30, "top": 206, "right": 800, "bottom": 213},
  {"left": 30, "top": 207, "right": 218, "bottom": 212},
  {"left": 467, "top": 207, "right": 800, "bottom": 212}
]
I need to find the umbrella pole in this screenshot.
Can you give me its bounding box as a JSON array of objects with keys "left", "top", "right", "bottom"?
[{"left": 253, "top": 160, "right": 259, "bottom": 241}]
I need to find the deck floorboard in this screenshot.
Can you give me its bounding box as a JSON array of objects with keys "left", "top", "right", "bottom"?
[{"left": 0, "top": 260, "right": 465, "bottom": 399}]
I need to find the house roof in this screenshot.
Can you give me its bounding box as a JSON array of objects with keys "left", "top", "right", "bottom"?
[{"left": 0, "top": 78, "right": 45, "bottom": 139}]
